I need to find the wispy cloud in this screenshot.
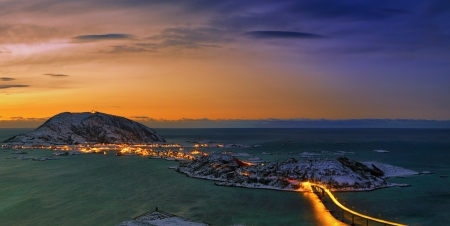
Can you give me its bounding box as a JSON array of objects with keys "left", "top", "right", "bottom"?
[
  {"left": 135, "top": 43, "right": 158, "bottom": 48},
  {"left": 0, "top": 77, "right": 15, "bottom": 81},
  {"left": 147, "top": 27, "right": 229, "bottom": 49},
  {"left": 107, "top": 45, "right": 154, "bottom": 53},
  {"left": 131, "top": 116, "right": 150, "bottom": 119},
  {"left": 0, "top": 84, "right": 30, "bottom": 89},
  {"left": 97, "top": 27, "right": 228, "bottom": 53},
  {"left": 44, "top": 73, "right": 69, "bottom": 77},
  {"left": 72, "top": 33, "right": 134, "bottom": 42},
  {"left": 0, "top": 23, "right": 70, "bottom": 45},
  {"left": 246, "top": 31, "right": 325, "bottom": 39}
]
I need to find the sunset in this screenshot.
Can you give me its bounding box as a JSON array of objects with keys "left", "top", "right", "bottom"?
[
  {"left": 1, "top": 1, "right": 449, "bottom": 226},
  {"left": 1, "top": 1, "right": 449, "bottom": 127}
]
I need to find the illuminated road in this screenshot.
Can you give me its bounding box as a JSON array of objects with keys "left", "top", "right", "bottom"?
[{"left": 306, "top": 182, "right": 407, "bottom": 226}]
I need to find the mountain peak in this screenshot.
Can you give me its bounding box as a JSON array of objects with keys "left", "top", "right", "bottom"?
[{"left": 4, "top": 112, "right": 166, "bottom": 145}]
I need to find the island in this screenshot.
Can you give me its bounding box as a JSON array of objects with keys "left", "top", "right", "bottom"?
[{"left": 176, "top": 153, "right": 417, "bottom": 191}]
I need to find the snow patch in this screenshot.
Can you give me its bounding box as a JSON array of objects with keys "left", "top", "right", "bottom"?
[
  {"left": 363, "top": 161, "right": 419, "bottom": 178},
  {"left": 117, "top": 211, "right": 209, "bottom": 226},
  {"left": 374, "top": 149, "right": 390, "bottom": 153}
]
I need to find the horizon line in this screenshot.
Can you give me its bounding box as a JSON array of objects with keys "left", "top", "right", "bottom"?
[{"left": 1, "top": 117, "right": 450, "bottom": 129}]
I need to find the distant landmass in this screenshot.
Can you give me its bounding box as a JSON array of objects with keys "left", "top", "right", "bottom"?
[
  {"left": 138, "top": 118, "right": 450, "bottom": 128},
  {"left": 2, "top": 117, "right": 450, "bottom": 128},
  {"left": 3, "top": 112, "right": 166, "bottom": 145}
]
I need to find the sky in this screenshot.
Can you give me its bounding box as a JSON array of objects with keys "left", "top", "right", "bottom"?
[{"left": 1, "top": 0, "right": 450, "bottom": 127}]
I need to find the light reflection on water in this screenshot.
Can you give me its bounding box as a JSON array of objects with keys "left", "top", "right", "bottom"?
[
  {"left": 302, "top": 191, "right": 348, "bottom": 226},
  {"left": 0, "top": 148, "right": 326, "bottom": 226},
  {"left": 1, "top": 128, "right": 449, "bottom": 225}
]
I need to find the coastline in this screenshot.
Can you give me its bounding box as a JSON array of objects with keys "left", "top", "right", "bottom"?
[
  {"left": 175, "top": 168, "right": 414, "bottom": 192},
  {"left": 1, "top": 128, "right": 448, "bottom": 225}
]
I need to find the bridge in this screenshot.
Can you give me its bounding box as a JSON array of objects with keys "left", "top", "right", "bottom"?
[{"left": 305, "top": 182, "right": 407, "bottom": 226}]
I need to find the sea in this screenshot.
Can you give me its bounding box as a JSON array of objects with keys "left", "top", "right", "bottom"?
[{"left": 0, "top": 128, "right": 449, "bottom": 226}]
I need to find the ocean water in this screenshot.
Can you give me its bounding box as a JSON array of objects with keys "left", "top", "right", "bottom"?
[{"left": 0, "top": 128, "right": 449, "bottom": 226}]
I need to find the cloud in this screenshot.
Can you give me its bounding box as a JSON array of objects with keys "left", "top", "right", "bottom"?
[
  {"left": 245, "top": 31, "right": 325, "bottom": 39},
  {"left": 135, "top": 43, "right": 158, "bottom": 48},
  {"left": 72, "top": 33, "right": 134, "bottom": 42},
  {"left": 107, "top": 45, "right": 154, "bottom": 53},
  {"left": 131, "top": 116, "right": 150, "bottom": 119},
  {"left": 0, "top": 77, "right": 15, "bottom": 81},
  {"left": 0, "top": 23, "right": 67, "bottom": 45},
  {"left": 189, "top": 1, "right": 448, "bottom": 57},
  {"left": 0, "top": 84, "right": 30, "bottom": 89},
  {"left": 147, "top": 27, "right": 229, "bottom": 49},
  {"left": 98, "top": 27, "right": 228, "bottom": 53},
  {"left": 44, "top": 73, "right": 69, "bottom": 77}
]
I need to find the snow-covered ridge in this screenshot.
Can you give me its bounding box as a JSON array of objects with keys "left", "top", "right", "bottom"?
[
  {"left": 3, "top": 112, "right": 165, "bottom": 145},
  {"left": 176, "top": 154, "right": 413, "bottom": 191},
  {"left": 118, "top": 210, "right": 209, "bottom": 226}
]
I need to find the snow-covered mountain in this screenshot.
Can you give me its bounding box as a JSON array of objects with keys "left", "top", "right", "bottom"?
[
  {"left": 177, "top": 153, "right": 411, "bottom": 191},
  {"left": 3, "top": 112, "right": 166, "bottom": 145}
]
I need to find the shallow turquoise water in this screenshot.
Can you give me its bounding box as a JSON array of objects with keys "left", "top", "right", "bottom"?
[{"left": 1, "top": 128, "right": 449, "bottom": 225}]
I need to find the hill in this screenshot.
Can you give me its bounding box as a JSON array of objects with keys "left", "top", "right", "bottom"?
[{"left": 3, "top": 112, "right": 166, "bottom": 145}]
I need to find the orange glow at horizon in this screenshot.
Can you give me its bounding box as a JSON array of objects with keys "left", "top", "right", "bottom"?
[
  {"left": 2, "top": 2, "right": 449, "bottom": 125},
  {"left": 0, "top": 51, "right": 329, "bottom": 120}
]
